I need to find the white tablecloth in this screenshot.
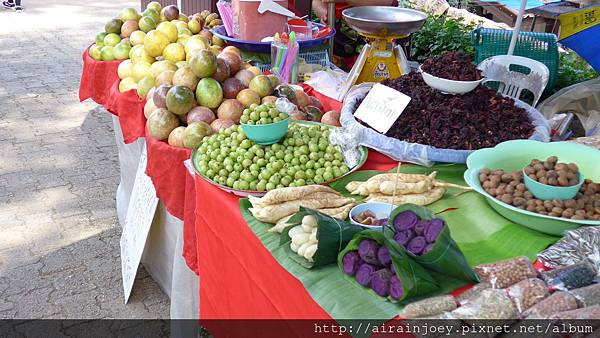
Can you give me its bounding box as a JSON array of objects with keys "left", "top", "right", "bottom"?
[{"left": 111, "top": 115, "right": 199, "bottom": 319}]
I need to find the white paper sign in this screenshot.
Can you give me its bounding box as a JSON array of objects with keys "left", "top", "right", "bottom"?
[
  {"left": 353, "top": 83, "right": 412, "bottom": 134},
  {"left": 120, "top": 144, "right": 159, "bottom": 303}
]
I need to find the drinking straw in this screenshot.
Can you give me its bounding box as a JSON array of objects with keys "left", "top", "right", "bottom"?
[{"left": 281, "top": 32, "right": 297, "bottom": 82}]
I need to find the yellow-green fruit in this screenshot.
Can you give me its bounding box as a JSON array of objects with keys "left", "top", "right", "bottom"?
[
  {"left": 132, "top": 61, "right": 152, "bottom": 81},
  {"left": 119, "top": 77, "right": 137, "bottom": 92},
  {"left": 144, "top": 30, "right": 170, "bottom": 57},
  {"left": 212, "top": 35, "right": 225, "bottom": 47},
  {"left": 100, "top": 46, "right": 115, "bottom": 61},
  {"left": 146, "top": 1, "right": 161, "bottom": 13},
  {"left": 130, "top": 30, "right": 146, "bottom": 45},
  {"left": 150, "top": 60, "right": 178, "bottom": 78},
  {"left": 137, "top": 76, "right": 155, "bottom": 99},
  {"left": 184, "top": 37, "right": 209, "bottom": 55},
  {"left": 157, "top": 21, "right": 178, "bottom": 43},
  {"left": 178, "top": 14, "right": 189, "bottom": 22},
  {"left": 155, "top": 70, "right": 175, "bottom": 86},
  {"left": 162, "top": 43, "right": 186, "bottom": 62},
  {"left": 130, "top": 45, "right": 155, "bottom": 64},
  {"left": 178, "top": 27, "right": 193, "bottom": 36},
  {"left": 177, "top": 35, "right": 190, "bottom": 46},
  {"left": 188, "top": 19, "right": 201, "bottom": 34},
  {"left": 175, "top": 22, "right": 188, "bottom": 31},
  {"left": 103, "top": 33, "right": 121, "bottom": 47},
  {"left": 89, "top": 45, "right": 102, "bottom": 61},
  {"left": 138, "top": 16, "right": 156, "bottom": 33},
  {"left": 176, "top": 61, "right": 188, "bottom": 69},
  {"left": 117, "top": 60, "right": 134, "bottom": 79}
]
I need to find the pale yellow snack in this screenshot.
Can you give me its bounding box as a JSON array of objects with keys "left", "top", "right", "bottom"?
[
  {"left": 365, "top": 187, "right": 446, "bottom": 206},
  {"left": 249, "top": 194, "right": 353, "bottom": 223},
  {"left": 249, "top": 185, "right": 338, "bottom": 207}
]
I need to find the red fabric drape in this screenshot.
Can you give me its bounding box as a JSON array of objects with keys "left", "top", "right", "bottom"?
[
  {"left": 145, "top": 131, "right": 192, "bottom": 220},
  {"left": 78, "top": 47, "right": 122, "bottom": 106},
  {"left": 106, "top": 80, "right": 147, "bottom": 144}
]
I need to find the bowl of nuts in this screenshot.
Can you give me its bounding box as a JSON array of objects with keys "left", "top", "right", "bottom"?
[
  {"left": 522, "top": 157, "right": 584, "bottom": 200},
  {"left": 464, "top": 140, "right": 600, "bottom": 235}
]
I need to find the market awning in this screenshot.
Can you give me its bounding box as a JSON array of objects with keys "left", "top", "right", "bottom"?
[{"left": 559, "top": 5, "right": 600, "bottom": 71}]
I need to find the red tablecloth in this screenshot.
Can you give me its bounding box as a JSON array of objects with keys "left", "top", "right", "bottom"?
[
  {"left": 106, "top": 80, "right": 147, "bottom": 144},
  {"left": 79, "top": 47, "right": 122, "bottom": 106},
  {"left": 183, "top": 152, "right": 398, "bottom": 325},
  {"left": 145, "top": 131, "right": 192, "bottom": 220}
]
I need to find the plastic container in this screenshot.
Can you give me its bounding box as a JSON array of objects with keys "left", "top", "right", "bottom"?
[
  {"left": 285, "top": 21, "right": 319, "bottom": 41},
  {"left": 349, "top": 202, "right": 397, "bottom": 231},
  {"left": 419, "top": 65, "right": 483, "bottom": 95},
  {"left": 232, "top": 0, "right": 289, "bottom": 41},
  {"left": 523, "top": 170, "right": 584, "bottom": 200},
  {"left": 241, "top": 118, "right": 289, "bottom": 145}
]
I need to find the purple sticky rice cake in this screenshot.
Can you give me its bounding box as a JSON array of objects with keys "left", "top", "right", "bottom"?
[
  {"left": 394, "top": 210, "right": 418, "bottom": 232},
  {"left": 358, "top": 239, "right": 380, "bottom": 265},
  {"left": 425, "top": 218, "right": 445, "bottom": 243},
  {"left": 342, "top": 251, "right": 361, "bottom": 276},
  {"left": 407, "top": 236, "right": 427, "bottom": 255},
  {"left": 394, "top": 230, "right": 414, "bottom": 246},
  {"left": 356, "top": 263, "right": 377, "bottom": 286}
]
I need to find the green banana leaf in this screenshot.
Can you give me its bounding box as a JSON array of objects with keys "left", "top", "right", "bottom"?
[
  {"left": 238, "top": 164, "right": 560, "bottom": 320},
  {"left": 385, "top": 204, "right": 479, "bottom": 282},
  {"left": 280, "top": 207, "right": 364, "bottom": 268},
  {"left": 338, "top": 230, "right": 439, "bottom": 303}
]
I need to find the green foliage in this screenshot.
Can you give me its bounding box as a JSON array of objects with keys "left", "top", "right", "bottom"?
[
  {"left": 553, "top": 51, "right": 598, "bottom": 93},
  {"left": 410, "top": 15, "right": 475, "bottom": 63}
]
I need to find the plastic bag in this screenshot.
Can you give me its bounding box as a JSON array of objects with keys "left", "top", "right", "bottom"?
[
  {"left": 540, "top": 261, "right": 597, "bottom": 291},
  {"left": 385, "top": 204, "right": 479, "bottom": 282},
  {"left": 280, "top": 208, "right": 363, "bottom": 268},
  {"left": 523, "top": 291, "right": 578, "bottom": 319},
  {"left": 399, "top": 295, "right": 457, "bottom": 319},
  {"left": 303, "top": 67, "right": 348, "bottom": 100},
  {"left": 547, "top": 305, "right": 600, "bottom": 319},
  {"left": 506, "top": 278, "right": 549, "bottom": 314},
  {"left": 456, "top": 282, "right": 492, "bottom": 305},
  {"left": 338, "top": 230, "right": 439, "bottom": 302},
  {"left": 450, "top": 289, "right": 517, "bottom": 320},
  {"left": 538, "top": 77, "right": 600, "bottom": 137},
  {"left": 474, "top": 256, "right": 538, "bottom": 289},
  {"left": 538, "top": 226, "right": 600, "bottom": 271},
  {"left": 340, "top": 83, "right": 550, "bottom": 165},
  {"left": 570, "top": 283, "right": 600, "bottom": 307}
]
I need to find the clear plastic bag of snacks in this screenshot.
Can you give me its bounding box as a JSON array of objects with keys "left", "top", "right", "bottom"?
[
  {"left": 456, "top": 282, "right": 492, "bottom": 305},
  {"left": 523, "top": 291, "right": 579, "bottom": 319},
  {"left": 547, "top": 305, "right": 600, "bottom": 319},
  {"left": 399, "top": 295, "right": 458, "bottom": 319},
  {"left": 451, "top": 289, "right": 518, "bottom": 320},
  {"left": 569, "top": 283, "right": 600, "bottom": 307},
  {"left": 474, "top": 256, "right": 538, "bottom": 289},
  {"left": 506, "top": 278, "right": 549, "bottom": 314},
  {"left": 540, "top": 261, "right": 597, "bottom": 291}
]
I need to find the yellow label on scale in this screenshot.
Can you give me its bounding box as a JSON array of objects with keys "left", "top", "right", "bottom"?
[{"left": 355, "top": 39, "right": 406, "bottom": 84}]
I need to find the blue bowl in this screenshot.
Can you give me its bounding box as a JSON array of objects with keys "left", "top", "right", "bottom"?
[
  {"left": 241, "top": 118, "right": 289, "bottom": 145},
  {"left": 523, "top": 171, "right": 584, "bottom": 200},
  {"left": 211, "top": 24, "right": 336, "bottom": 54}
]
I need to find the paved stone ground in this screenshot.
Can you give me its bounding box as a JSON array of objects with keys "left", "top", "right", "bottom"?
[{"left": 0, "top": 0, "right": 169, "bottom": 318}]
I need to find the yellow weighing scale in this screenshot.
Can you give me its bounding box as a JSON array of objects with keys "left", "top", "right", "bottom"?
[{"left": 338, "top": 6, "right": 427, "bottom": 100}]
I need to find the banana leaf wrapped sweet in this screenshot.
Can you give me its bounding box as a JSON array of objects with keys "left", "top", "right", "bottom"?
[
  {"left": 385, "top": 204, "right": 479, "bottom": 282},
  {"left": 338, "top": 230, "right": 438, "bottom": 302},
  {"left": 341, "top": 251, "right": 362, "bottom": 276},
  {"left": 281, "top": 207, "right": 363, "bottom": 268}
]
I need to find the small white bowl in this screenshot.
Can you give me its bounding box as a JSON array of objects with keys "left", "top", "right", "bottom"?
[
  {"left": 419, "top": 65, "right": 484, "bottom": 95},
  {"left": 349, "top": 202, "right": 398, "bottom": 231}
]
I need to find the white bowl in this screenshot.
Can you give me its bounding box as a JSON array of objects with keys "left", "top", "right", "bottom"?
[
  {"left": 419, "top": 65, "right": 484, "bottom": 95},
  {"left": 349, "top": 202, "right": 398, "bottom": 231}
]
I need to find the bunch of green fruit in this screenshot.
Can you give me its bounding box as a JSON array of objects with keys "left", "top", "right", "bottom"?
[
  {"left": 195, "top": 124, "right": 350, "bottom": 191},
  {"left": 240, "top": 103, "right": 288, "bottom": 125}
]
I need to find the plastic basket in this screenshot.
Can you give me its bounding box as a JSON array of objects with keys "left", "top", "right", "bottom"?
[
  {"left": 472, "top": 28, "right": 559, "bottom": 91},
  {"left": 255, "top": 48, "right": 331, "bottom": 73}
]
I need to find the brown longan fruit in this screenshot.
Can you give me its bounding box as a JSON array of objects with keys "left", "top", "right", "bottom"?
[
  {"left": 539, "top": 177, "right": 549, "bottom": 185},
  {"left": 524, "top": 192, "right": 534, "bottom": 200},
  {"left": 514, "top": 197, "right": 527, "bottom": 206},
  {"left": 548, "top": 177, "right": 558, "bottom": 186},
  {"left": 533, "top": 163, "right": 544, "bottom": 171},
  {"left": 556, "top": 163, "right": 568, "bottom": 171},
  {"left": 544, "top": 161, "right": 554, "bottom": 170},
  {"left": 568, "top": 163, "right": 579, "bottom": 172},
  {"left": 558, "top": 176, "right": 569, "bottom": 187},
  {"left": 547, "top": 156, "right": 558, "bottom": 164},
  {"left": 562, "top": 208, "right": 575, "bottom": 218},
  {"left": 479, "top": 173, "right": 488, "bottom": 182},
  {"left": 500, "top": 194, "right": 513, "bottom": 204},
  {"left": 524, "top": 166, "right": 535, "bottom": 175}
]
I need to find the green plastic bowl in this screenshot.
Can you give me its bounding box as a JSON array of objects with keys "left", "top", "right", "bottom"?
[
  {"left": 464, "top": 140, "right": 600, "bottom": 236},
  {"left": 241, "top": 118, "right": 289, "bottom": 145},
  {"left": 523, "top": 170, "right": 584, "bottom": 200}
]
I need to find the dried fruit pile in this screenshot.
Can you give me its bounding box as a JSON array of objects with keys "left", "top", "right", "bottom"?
[
  {"left": 354, "top": 72, "right": 535, "bottom": 150},
  {"left": 421, "top": 51, "right": 482, "bottom": 81}
]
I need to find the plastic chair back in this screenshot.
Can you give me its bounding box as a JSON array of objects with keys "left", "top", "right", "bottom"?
[
  {"left": 479, "top": 55, "right": 550, "bottom": 106},
  {"left": 472, "top": 28, "right": 558, "bottom": 91}
]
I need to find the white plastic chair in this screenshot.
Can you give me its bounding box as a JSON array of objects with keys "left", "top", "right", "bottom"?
[{"left": 478, "top": 55, "right": 550, "bottom": 107}]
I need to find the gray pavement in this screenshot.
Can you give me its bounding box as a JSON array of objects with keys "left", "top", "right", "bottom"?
[{"left": 0, "top": 0, "right": 170, "bottom": 318}]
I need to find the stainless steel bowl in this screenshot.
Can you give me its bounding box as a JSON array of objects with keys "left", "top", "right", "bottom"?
[{"left": 342, "top": 6, "right": 427, "bottom": 37}]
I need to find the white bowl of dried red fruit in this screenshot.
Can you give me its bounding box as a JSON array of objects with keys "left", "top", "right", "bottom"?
[{"left": 419, "top": 51, "right": 484, "bottom": 95}]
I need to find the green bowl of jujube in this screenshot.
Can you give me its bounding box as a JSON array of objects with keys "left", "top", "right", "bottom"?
[{"left": 240, "top": 102, "right": 290, "bottom": 145}]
